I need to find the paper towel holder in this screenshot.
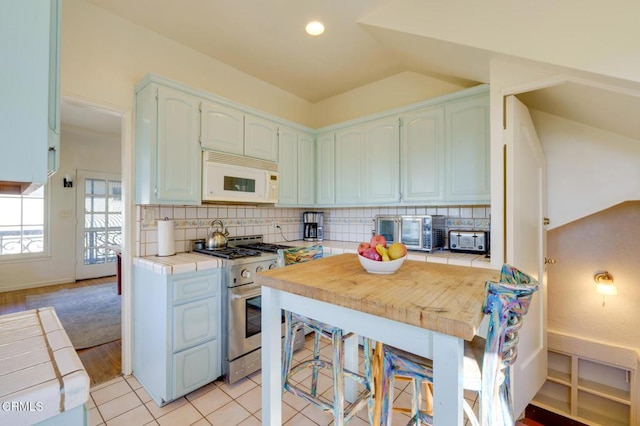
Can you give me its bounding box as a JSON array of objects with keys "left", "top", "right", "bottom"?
[{"left": 157, "top": 217, "right": 176, "bottom": 257}]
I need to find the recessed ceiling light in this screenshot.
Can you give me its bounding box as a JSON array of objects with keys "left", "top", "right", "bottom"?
[{"left": 305, "top": 21, "right": 325, "bottom": 36}]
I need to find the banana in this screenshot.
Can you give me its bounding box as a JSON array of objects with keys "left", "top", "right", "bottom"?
[{"left": 376, "top": 244, "right": 391, "bottom": 261}]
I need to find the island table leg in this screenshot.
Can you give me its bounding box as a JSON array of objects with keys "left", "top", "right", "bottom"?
[{"left": 261, "top": 287, "right": 282, "bottom": 425}]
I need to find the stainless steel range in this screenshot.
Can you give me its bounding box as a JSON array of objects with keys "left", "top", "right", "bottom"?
[{"left": 194, "top": 235, "right": 304, "bottom": 383}]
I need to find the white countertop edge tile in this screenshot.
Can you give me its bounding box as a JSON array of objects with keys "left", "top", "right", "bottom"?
[{"left": 134, "top": 240, "right": 495, "bottom": 274}]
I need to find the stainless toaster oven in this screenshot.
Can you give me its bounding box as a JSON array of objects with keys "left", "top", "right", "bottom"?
[
  {"left": 375, "top": 215, "right": 446, "bottom": 252},
  {"left": 448, "top": 230, "right": 490, "bottom": 254}
]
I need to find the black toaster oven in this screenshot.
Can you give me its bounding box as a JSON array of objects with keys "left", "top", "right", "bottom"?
[{"left": 448, "top": 230, "right": 490, "bottom": 254}]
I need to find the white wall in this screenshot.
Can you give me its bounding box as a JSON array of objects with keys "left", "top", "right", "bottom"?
[
  {"left": 60, "top": 0, "right": 313, "bottom": 126},
  {"left": 531, "top": 110, "right": 640, "bottom": 229},
  {"left": 0, "top": 126, "right": 121, "bottom": 291},
  {"left": 311, "top": 71, "right": 465, "bottom": 128}
]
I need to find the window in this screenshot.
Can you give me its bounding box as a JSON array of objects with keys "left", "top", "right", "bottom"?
[{"left": 0, "top": 186, "right": 45, "bottom": 256}]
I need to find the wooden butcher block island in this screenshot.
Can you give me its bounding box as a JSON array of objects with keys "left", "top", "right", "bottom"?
[
  {"left": 257, "top": 253, "right": 500, "bottom": 425},
  {"left": 257, "top": 253, "right": 499, "bottom": 340}
]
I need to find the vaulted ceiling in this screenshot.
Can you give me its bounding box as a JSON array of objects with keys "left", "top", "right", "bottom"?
[{"left": 69, "top": 0, "right": 640, "bottom": 142}]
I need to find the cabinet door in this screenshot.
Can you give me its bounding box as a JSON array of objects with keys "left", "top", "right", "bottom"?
[
  {"left": 316, "top": 132, "right": 335, "bottom": 205},
  {"left": 297, "top": 132, "right": 316, "bottom": 205},
  {"left": 156, "top": 87, "right": 201, "bottom": 204},
  {"left": 401, "top": 106, "right": 445, "bottom": 203},
  {"left": 445, "top": 94, "right": 490, "bottom": 202},
  {"left": 173, "top": 340, "right": 219, "bottom": 399},
  {"left": 0, "top": 0, "right": 58, "bottom": 189},
  {"left": 335, "top": 127, "right": 365, "bottom": 205},
  {"left": 245, "top": 114, "right": 278, "bottom": 162},
  {"left": 277, "top": 126, "right": 298, "bottom": 205},
  {"left": 47, "top": 0, "right": 61, "bottom": 175},
  {"left": 364, "top": 117, "right": 400, "bottom": 203},
  {"left": 173, "top": 297, "right": 218, "bottom": 352},
  {"left": 200, "top": 101, "right": 244, "bottom": 155}
]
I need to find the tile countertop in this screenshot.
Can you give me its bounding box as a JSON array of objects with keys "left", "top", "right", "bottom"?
[
  {"left": 0, "top": 308, "right": 89, "bottom": 425},
  {"left": 133, "top": 252, "right": 223, "bottom": 275},
  {"left": 133, "top": 241, "right": 494, "bottom": 275},
  {"left": 284, "top": 240, "right": 495, "bottom": 269}
]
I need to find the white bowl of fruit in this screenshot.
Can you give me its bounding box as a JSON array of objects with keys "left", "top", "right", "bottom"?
[{"left": 357, "top": 235, "right": 407, "bottom": 274}]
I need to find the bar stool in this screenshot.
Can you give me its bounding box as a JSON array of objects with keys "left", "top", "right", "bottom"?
[
  {"left": 278, "top": 246, "right": 374, "bottom": 425},
  {"left": 377, "top": 264, "right": 539, "bottom": 426}
]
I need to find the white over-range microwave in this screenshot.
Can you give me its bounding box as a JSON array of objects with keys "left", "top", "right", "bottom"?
[{"left": 202, "top": 151, "right": 279, "bottom": 204}]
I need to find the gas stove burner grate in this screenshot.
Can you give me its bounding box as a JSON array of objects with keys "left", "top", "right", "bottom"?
[
  {"left": 236, "top": 242, "right": 292, "bottom": 253},
  {"left": 194, "top": 247, "right": 262, "bottom": 259}
]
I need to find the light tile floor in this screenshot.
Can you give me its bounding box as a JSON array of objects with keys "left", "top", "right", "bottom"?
[{"left": 88, "top": 336, "right": 479, "bottom": 426}]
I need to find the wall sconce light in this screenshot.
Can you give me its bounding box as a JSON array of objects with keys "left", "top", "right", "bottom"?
[
  {"left": 63, "top": 174, "right": 73, "bottom": 188},
  {"left": 594, "top": 271, "right": 617, "bottom": 306}
]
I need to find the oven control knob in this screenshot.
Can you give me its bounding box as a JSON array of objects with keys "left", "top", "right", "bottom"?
[
  {"left": 241, "top": 269, "right": 250, "bottom": 278},
  {"left": 268, "top": 263, "right": 276, "bottom": 269},
  {"left": 256, "top": 266, "right": 264, "bottom": 273}
]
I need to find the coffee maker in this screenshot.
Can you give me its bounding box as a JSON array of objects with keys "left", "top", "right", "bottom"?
[{"left": 303, "top": 211, "right": 324, "bottom": 242}]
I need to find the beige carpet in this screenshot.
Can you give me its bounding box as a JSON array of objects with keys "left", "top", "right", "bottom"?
[{"left": 25, "top": 283, "right": 121, "bottom": 350}]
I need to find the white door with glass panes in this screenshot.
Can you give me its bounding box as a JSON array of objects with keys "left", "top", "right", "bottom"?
[{"left": 76, "top": 170, "right": 122, "bottom": 280}]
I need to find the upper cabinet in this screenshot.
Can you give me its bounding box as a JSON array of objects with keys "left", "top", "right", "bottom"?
[
  {"left": 277, "top": 127, "right": 315, "bottom": 206},
  {"left": 401, "top": 106, "right": 445, "bottom": 203},
  {"left": 364, "top": 117, "right": 400, "bottom": 204},
  {"left": 331, "top": 116, "right": 400, "bottom": 206},
  {"left": 335, "top": 127, "right": 366, "bottom": 205},
  {"left": 315, "top": 87, "right": 489, "bottom": 207},
  {"left": 133, "top": 75, "right": 489, "bottom": 207},
  {"left": 135, "top": 84, "right": 202, "bottom": 205},
  {"left": 399, "top": 91, "right": 490, "bottom": 205},
  {"left": 0, "top": 0, "right": 60, "bottom": 194},
  {"left": 200, "top": 102, "right": 244, "bottom": 155},
  {"left": 200, "top": 103, "right": 278, "bottom": 163},
  {"left": 316, "top": 132, "right": 335, "bottom": 205},
  {"left": 444, "top": 93, "right": 490, "bottom": 203},
  {"left": 244, "top": 114, "right": 278, "bottom": 162},
  {"left": 297, "top": 133, "right": 316, "bottom": 205}
]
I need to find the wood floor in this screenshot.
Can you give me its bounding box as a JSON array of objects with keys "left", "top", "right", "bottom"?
[{"left": 0, "top": 276, "right": 123, "bottom": 387}]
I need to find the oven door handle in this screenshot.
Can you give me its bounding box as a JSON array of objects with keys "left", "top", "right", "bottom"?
[{"left": 229, "top": 282, "right": 262, "bottom": 299}]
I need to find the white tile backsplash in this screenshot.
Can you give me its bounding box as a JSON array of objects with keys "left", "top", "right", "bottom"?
[{"left": 135, "top": 204, "right": 490, "bottom": 257}]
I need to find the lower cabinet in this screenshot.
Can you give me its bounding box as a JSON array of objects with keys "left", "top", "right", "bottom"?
[
  {"left": 133, "top": 266, "right": 222, "bottom": 406},
  {"left": 532, "top": 334, "right": 637, "bottom": 426}
]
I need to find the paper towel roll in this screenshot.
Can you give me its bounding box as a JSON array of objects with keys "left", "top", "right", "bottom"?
[{"left": 157, "top": 218, "right": 175, "bottom": 256}]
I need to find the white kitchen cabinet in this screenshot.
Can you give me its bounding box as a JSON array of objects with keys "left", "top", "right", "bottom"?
[
  {"left": 335, "top": 126, "right": 366, "bottom": 204},
  {"left": 277, "top": 126, "right": 316, "bottom": 206},
  {"left": 245, "top": 113, "right": 278, "bottom": 162},
  {"left": 330, "top": 117, "right": 400, "bottom": 206},
  {"left": 316, "top": 132, "right": 335, "bottom": 205},
  {"left": 444, "top": 93, "right": 490, "bottom": 203},
  {"left": 0, "top": 0, "right": 60, "bottom": 193},
  {"left": 135, "top": 83, "right": 201, "bottom": 205},
  {"left": 297, "top": 132, "right": 316, "bottom": 205},
  {"left": 364, "top": 116, "right": 400, "bottom": 204},
  {"left": 200, "top": 101, "right": 244, "bottom": 155},
  {"left": 200, "top": 103, "right": 278, "bottom": 162},
  {"left": 277, "top": 126, "right": 298, "bottom": 205},
  {"left": 400, "top": 106, "right": 445, "bottom": 203},
  {"left": 133, "top": 266, "right": 222, "bottom": 406}
]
